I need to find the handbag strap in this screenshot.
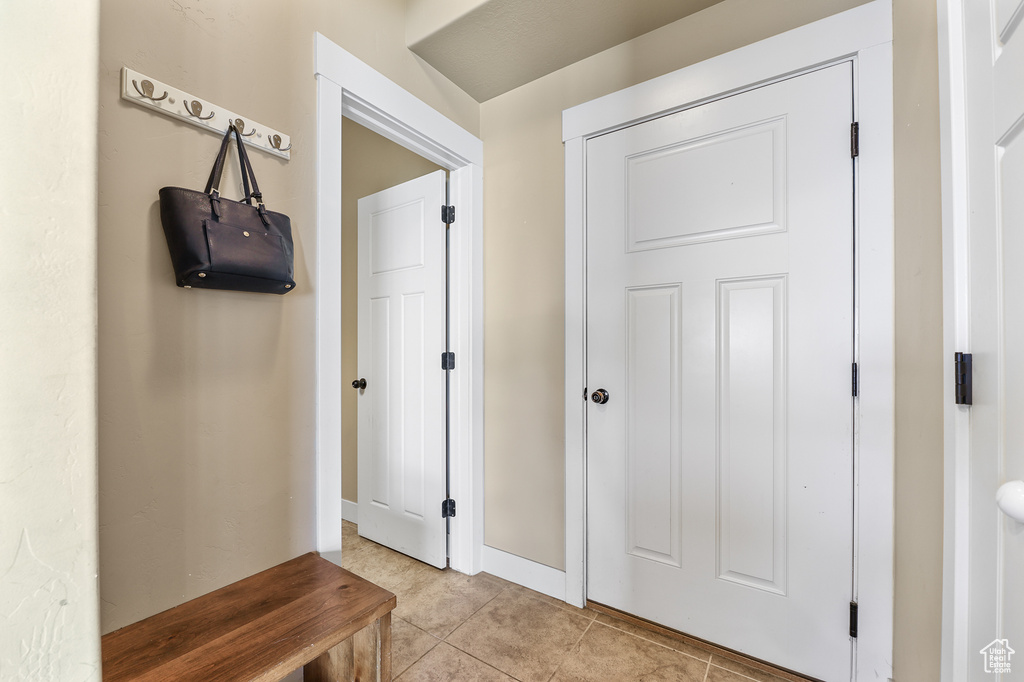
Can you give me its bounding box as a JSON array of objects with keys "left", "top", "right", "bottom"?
[
  {"left": 234, "top": 129, "right": 263, "bottom": 206},
  {"left": 204, "top": 126, "right": 235, "bottom": 195},
  {"left": 203, "top": 125, "right": 259, "bottom": 205}
]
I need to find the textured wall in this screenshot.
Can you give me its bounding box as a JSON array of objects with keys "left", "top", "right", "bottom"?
[
  {"left": 0, "top": 2, "right": 102, "bottom": 679},
  {"left": 340, "top": 119, "right": 445, "bottom": 503},
  {"left": 96, "top": 0, "right": 477, "bottom": 633}
]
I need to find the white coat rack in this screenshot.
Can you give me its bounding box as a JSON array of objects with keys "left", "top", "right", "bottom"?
[{"left": 120, "top": 67, "right": 292, "bottom": 160}]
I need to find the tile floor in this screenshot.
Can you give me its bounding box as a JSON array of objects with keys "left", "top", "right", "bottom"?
[{"left": 341, "top": 521, "right": 801, "bottom": 682}]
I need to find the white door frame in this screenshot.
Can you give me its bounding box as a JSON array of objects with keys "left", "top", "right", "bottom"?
[
  {"left": 936, "top": 1, "right": 983, "bottom": 679},
  {"left": 314, "top": 34, "right": 485, "bottom": 575},
  {"left": 562, "top": 2, "right": 894, "bottom": 679}
]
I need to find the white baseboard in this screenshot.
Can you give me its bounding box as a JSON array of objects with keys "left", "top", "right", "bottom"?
[
  {"left": 342, "top": 499, "right": 358, "bottom": 524},
  {"left": 481, "top": 545, "right": 566, "bottom": 602}
]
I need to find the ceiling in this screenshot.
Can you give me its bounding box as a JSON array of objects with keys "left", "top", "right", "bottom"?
[{"left": 407, "top": 0, "right": 725, "bottom": 102}]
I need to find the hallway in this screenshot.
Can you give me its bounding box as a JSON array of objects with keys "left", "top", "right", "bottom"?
[{"left": 341, "top": 522, "right": 800, "bottom": 682}]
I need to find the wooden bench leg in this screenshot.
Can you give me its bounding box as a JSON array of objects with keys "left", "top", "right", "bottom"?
[{"left": 304, "top": 612, "right": 392, "bottom": 682}]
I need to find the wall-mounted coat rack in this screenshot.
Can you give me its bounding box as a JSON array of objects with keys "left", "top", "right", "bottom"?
[{"left": 120, "top": 67, "right": 292, "bottom": 160}]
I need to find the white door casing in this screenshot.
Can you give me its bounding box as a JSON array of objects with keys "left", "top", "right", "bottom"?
[
  {"left": 564, "top": 3, "right": 894, "bottom": 680},
  {"left": 314, "top": 36, "right": 485, "bottom": 574},
  {"left": 586, "top": 63, "right": 854, "bottom": 681},
  {"left": 356, "top": 170, "right": 448, "bottom": 569},
  {"left": 940, "top": 0, "right": 1024, "bottom": 679}
]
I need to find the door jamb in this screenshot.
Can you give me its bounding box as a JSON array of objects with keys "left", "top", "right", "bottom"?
[
  {"left": 314, "top": 34, "right": 485, "bottom": 575},
  {"left": 936, "top": 0, "right": 980, "bottom": 679},
  {"left": 562, "top": 2, "right": 893, "bottom": 679}
]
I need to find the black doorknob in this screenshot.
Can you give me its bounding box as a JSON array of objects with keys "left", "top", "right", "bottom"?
[
  {"left": 352, "top": 378, "right": 367, "bottom": 390},
  {"left": 591, "top": 388, "right": 609, "bottom": 404}
]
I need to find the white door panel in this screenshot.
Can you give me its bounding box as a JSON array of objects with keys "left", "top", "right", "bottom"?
[
  {"left": 587, "top": 64, "right": 854, "bottom": 681},
  {"left": 1001, "top": 130, "right": 1024, "bottom": 662},
  {"left": 357, "top": 170, "right": 447, "bottom": 569}
]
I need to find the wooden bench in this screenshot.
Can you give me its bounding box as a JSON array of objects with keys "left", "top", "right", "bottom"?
[{"left": 101, "top": 552, "right": 396, "bottom": 681}]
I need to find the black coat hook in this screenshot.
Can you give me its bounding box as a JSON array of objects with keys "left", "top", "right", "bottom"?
[
  {"left": 132, "top": 79, "right": 167, "bottom": 101},
  {"left": 183, "top": 100, "right": 214, "bottom": 120}
]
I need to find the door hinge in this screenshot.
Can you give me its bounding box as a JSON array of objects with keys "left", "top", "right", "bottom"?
[
  {"left": 852, "top": 362, "right": 859, "bottom": 397},
  {"left": 442, "top": 205, "right": 455, "bottom": 224},
  {"left": 441, "top": 352, "right": 455, "bottom": 371},
  {"left": 441, "top": 498, "right": 456, "bottom": 518},
  {"left": 955, "top": 352, "right": 973, "bottom": 405},
  {"left": 851, "top": 122, "right": 859, "bottom": 158},
  {"left": 849, "top": 601, "right": 858, "bottom": 638}
]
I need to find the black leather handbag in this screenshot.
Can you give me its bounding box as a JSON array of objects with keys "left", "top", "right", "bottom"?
[{"left": 158, "top": 125, "right": 296, "bottom": 294}]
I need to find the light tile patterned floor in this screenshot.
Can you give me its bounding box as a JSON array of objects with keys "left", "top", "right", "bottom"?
[{"left": 341, "top": 521, "right": 803, "bottom": 682}]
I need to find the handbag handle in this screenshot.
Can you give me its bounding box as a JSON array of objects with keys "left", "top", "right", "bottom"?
[{"left": 203, "top": 124, "right": 263, "bottom": 206}]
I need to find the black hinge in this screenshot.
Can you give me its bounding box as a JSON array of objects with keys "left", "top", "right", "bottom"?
[
  {"left": 955, "top": 352, "right": 973, "bottom": 405},
  {"left": 851, "top": 123, "right": 860, "bottom": 158},
  {"left": 441, "top": 499, "right": 456, "bottom": 518},
  {"left": 441, "top": 352, "right": 455, "bottom": 371},
  {"left": 441, "top": 205, "right": 455, "bottom": 224},
  {"left": 852, "top": 363, "right": 858, "bottom": 397},
  {"left": 849, "top": 601, "right": 858, "bottom": 638}
]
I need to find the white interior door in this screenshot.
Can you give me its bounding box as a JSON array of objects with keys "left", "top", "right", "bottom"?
[
  {"left": 955, "top": 0, "right": 1024, "bottom": 676},
  {"left": 586, "top": 64, "right": 855, "bottom": 680},
  {"left": 357, "top": 169, "right": 447, "bottom": 569}
]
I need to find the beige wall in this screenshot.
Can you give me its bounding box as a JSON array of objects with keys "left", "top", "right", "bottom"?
[
  {"left": 480, "top": 0, "right": 944, "bottom": 677},
  {"left": 96, "top": 0, "right": 476, "bottom": 633},
  {"left": 0, "top": 2, "right": 102, "bottom": 679},
  {"left": 892, "top": 0, "right": 943, "bottom": 679},
  {"left": 341, "top": 119, "right": 445, "bottom": 502}
]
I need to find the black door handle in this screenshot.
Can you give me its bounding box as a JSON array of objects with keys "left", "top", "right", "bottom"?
[
  {"left": 591, "top": 388, "right": 609, "bottom": 404},
  {"left": 352, "top": 378, "right": 367, "bottom": 390}
]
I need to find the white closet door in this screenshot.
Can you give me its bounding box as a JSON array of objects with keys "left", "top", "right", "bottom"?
[{"left": 586, "top": 64, "right": 854, "bottom": 680}]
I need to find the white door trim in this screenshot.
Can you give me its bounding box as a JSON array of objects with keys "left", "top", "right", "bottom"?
[
  {"left": 936, "top": 1, "right": 979, "bottom": 679},
  {"left": 314, "top": 34, "right": 485, "bottom": 575},
  {"left": 562, "top": 2, "right": 894, "bottom": 679}
]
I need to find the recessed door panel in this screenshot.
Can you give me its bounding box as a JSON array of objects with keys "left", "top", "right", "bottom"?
[
  {"left": 402, "top": 292, "right": 426, "bottom": 519},
  {"left": 370, "top": 200, "right": 426, "bottom": 274},
  {"left": 717, "top": 277, "right": 787, "bottom": 594},
  {"left": 370, "top": 296, "right": 391, "bottom": 508},
  {"left": 626, "top": 119, "right": 785, "bottom": 251},
  {"left": 626, "top": 285, "right": 682, "bottom": 566}
]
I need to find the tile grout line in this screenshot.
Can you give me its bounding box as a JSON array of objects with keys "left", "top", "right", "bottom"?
[
  {"left": 592, "top": 608, "right": 801, "bottom": 681},
  {"left": 445, "top": 587, "right": 595, "bottom": 682},
  {"left": 506, "top": 584, "right": 599, "bottom": 623},
  {"left": 441, "top": 582, "right": 514, "bottom": 645},
  {"left": 594, "top": 618, "right": 711, "bottom": 666},
  {"left": 707, "top": 658, "right": 774, "bottom": 682},
  {"left": 447, "top": 641, "right": 527, "bottom": 681},
  {"left": 391, "top": 617, "right": 441, "bottom": 679},
  {"left": 545, "top": 617, "right": 596, "bottom": 682}
]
